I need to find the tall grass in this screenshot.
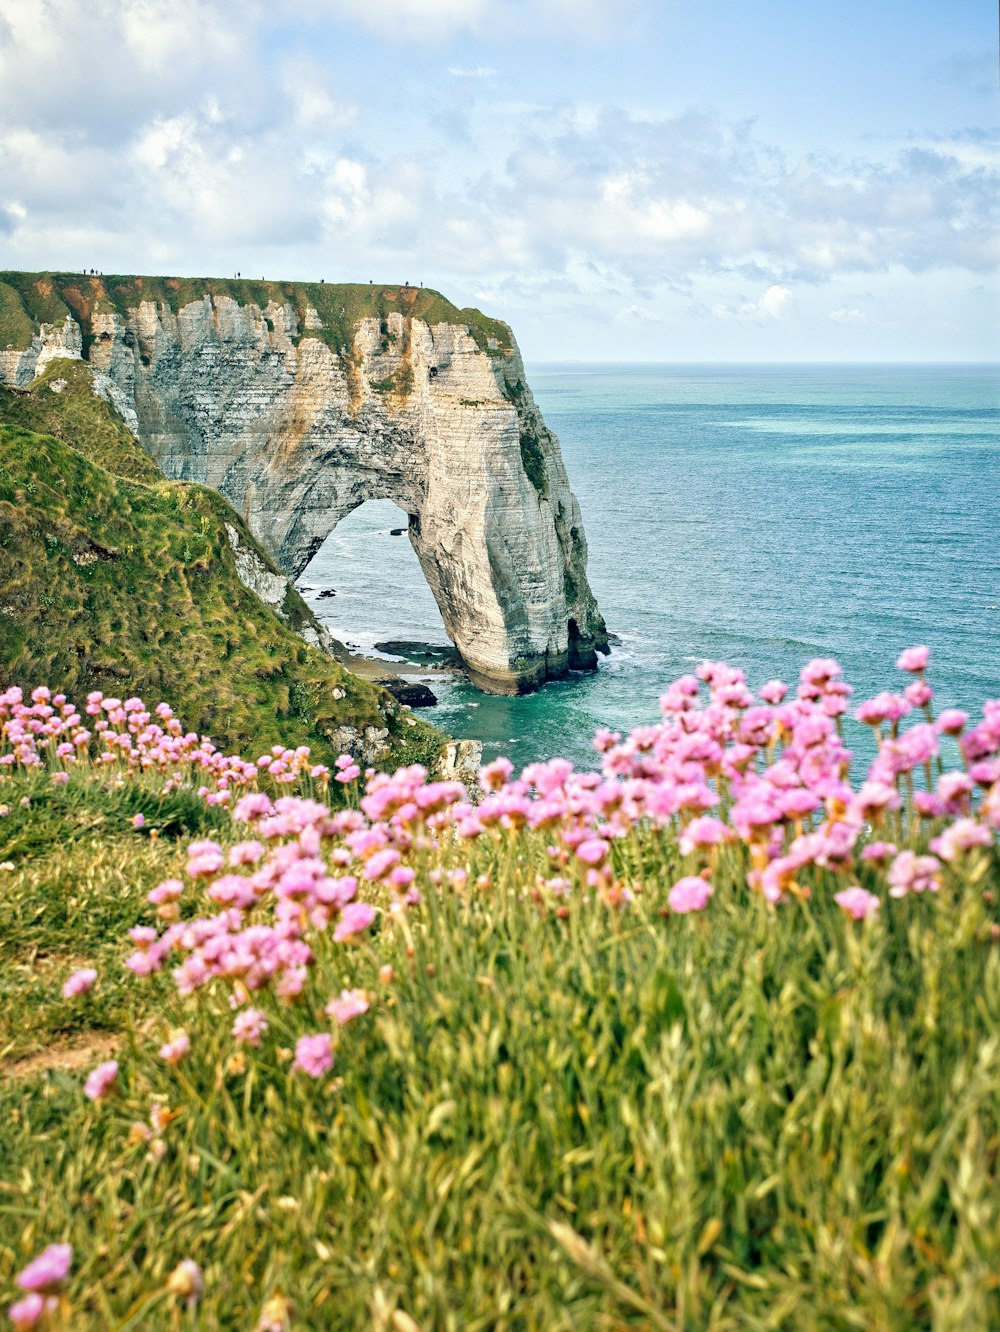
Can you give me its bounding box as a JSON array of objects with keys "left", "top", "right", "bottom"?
[{"left": 2, "top": 655, "right": 999, "bottom": 1328}]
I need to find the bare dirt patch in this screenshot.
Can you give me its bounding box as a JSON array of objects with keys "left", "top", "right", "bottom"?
[{"left": 4, "top": 1031, "right": 119, "bottom": 1081}]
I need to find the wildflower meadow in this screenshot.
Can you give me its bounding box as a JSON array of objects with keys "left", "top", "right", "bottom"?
[{"left": 2, "top": 649, "right": 999, "bottom": 1327}]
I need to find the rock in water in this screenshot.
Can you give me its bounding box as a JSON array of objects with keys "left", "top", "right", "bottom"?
[
  {"left": 378, "top": 680, "right": 438, "bottom": 708},
  {"left": 0, "top": 276, "right": 609, "bottom": 694}
]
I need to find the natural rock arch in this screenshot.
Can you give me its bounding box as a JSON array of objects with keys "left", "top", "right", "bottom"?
[{"left": 0, "top": 279, "right": 608, "bottom": 693}]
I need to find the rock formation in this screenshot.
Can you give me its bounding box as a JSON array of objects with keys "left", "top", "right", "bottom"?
[{"left": 0, "top": 274, "right": 608, "bottom": 693}]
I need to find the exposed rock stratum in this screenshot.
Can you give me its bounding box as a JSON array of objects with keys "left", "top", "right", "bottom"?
[{"left": 0, "top": 274, "right": 608, "bottom": 693}]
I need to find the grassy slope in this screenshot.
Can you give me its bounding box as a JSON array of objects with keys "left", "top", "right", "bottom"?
[
  {"left": 0, "top": 361, "right": 439, "bottom": 765},
  {"left": 0, "top": 270, "right": 513, "bottom": 359},
  {"left": 0, "top": 764, "right": 998, "bottom": 1328},
  {"left": 0, "top": 772, "right": 224, "bottom": 1066}
]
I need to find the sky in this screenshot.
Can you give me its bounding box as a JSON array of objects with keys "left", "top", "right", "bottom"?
[{"left": 0, "top": 0, "right": 997, "bottom": 360}]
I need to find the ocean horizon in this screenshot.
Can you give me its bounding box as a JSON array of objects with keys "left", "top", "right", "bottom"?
[{"left": 300, "top": 360, "right": 1000, "bottom": 770}]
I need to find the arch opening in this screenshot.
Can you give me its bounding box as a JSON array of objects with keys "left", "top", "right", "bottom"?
[{"left": 297, "top": 498, "right": 453, "bottom": 665}]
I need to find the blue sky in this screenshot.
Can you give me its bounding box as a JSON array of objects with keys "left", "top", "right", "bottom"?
[{"left": 0, "top": 0, "right": 997, "bottom": 359}]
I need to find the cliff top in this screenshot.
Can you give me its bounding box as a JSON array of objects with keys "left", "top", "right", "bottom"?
[{"left": 0, "top": 270, "right": 513, "bottom": 358}]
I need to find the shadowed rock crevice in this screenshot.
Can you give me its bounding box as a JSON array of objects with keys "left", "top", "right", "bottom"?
[{"left": 0, "top": 274, "right": 608, "bottom": 694}]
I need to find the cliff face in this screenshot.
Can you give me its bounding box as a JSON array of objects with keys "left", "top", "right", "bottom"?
[{"left": 0, "top": 274, "right": 608, "bottom": 693}]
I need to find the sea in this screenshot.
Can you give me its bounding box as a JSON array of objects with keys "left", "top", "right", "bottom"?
[{"left": 298, "top": 364, "right": 1000, "bottom": 772}]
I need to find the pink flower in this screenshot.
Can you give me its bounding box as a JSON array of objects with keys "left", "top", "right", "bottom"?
[
  {"left": 294, "top": 1033, "right": 333, "bottom": 1078},
  {"left": 678, "top": 816, "right": 731, "bottom": 855},
  {"left": 593, "top": 727, "right": 621, "bottom": 752},
  {"left": 480, "top": 756, "right": 514, "bottom": 791},
  {"left": 15, "top": 1244, "right": 72, "bottom": 1294},
  {"left": 158, "top": 1030, "right": 190, "bottom": 1065},
  {"left": 896, "top": 645, "right": 930, "bottom": 673},
  {"left": 334, "top": 901, "right": 377, "bottom": 942},
  {"left": 7, "top": 1294, "right": 53, "bottom": 1329},
  {"left": 668, "top": 875, "right": 713, "bottom": 914},
  {"left": 148, "top": 879, "right": 183, "bottom": 906},
  {"left": 851, "top": 781, "right": 901, "bottom": 820},
  {"left": 84, "top": 1060, "right": 118, "bottom": 1101},
  {"left": 232, "top": 1008, "right": 268, "bottom": 1046},
  {"left": 913, "top": 791, "right": 945, "bottom": 818},
  {"left": 326, "top": 988, "right": 370, "bottom": 1024},
  {"left": 229, "top": 840, "right": 265, "bottom": 867},
  {"left": 576, "top": 838, "right": 608, "bottom": 866},
  {"left": 800, "top": 658, "right": 843, "bottom": 687},
  {"left": 855, "top": 693, "right": 911, "bottom": 727},
  {"left": 62, "top": 967, "right": 97, "bottom": 999},
  {"left": 904, "top": 680, "right": 933, "bottom": 709},
  {"left": 887, "top": 850, "right": 941, "bottom": 898},
  {"left": 186, "top": 840, "right": 225, "bottom": 877},
  {"left": 936, "top": 709, "right": 968, "bottom": 736},
  {"left": 861, "top": 841, "right": 897, "bottom": 865},
  {"left": 834, "top": 886, "right": 881, "bottom": 921},
  {"left": 362, "top": 848, "right": 401, "bottom": 881},
  {"left": 131, "top": 813, "right": 145, "bottom": 829},
  {"left": 930, "top": 818, "right": 992, "bottom": 862},
  {"left": 759, "top": 680, "right": 788, "bottom": 705}
]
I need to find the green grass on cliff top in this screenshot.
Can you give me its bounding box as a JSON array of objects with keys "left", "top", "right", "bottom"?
[
  {"left": 0, "top": 271, "right": 513, "bottom": 358},
  {"left": 0, "top": 360, "right": 440, "bottom": 766}
]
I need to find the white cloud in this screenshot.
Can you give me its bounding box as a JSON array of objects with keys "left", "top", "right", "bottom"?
[
  {"left": 320, "top": 0, "right": 487, "bottom": 41},
  {"left": 483, "top": 110, "right": 1000, "bottom": 283},
  {"left": 282, "top": 57, "right": 357, "bottom": 133},
  {"left": 615, "top": 304, "right": 663, "bottom": 322},
  {"left": 0, "top": 0, "right": 995, "bottom": 361},
  {"left": 308, "top": 0, "right": 637, "bottom": 41},
  {"left": 712, "top": 284, "right": 792, "bottom": 322},
  {"left": 758, "top": 284, "right": 791, "bottom": 317},
  {"left": 0, "top": 0, "right": 259, "bottom": 140}
]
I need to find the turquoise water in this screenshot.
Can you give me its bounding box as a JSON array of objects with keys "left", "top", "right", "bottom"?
[{"left": 300, "top": 364, "right": 1000, "bottom": 769}]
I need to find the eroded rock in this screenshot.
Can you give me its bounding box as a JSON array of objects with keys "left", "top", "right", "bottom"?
[{"left": 2, "top": 287, "right": 609, "bottom": 694}]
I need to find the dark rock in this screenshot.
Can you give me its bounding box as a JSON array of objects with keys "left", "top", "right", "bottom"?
[
  {"left": 379, "top": 680, "right": 438, "bottom": 708},
  {"left": 317, "top": 589, "right": 336, "bottom": 599},
  {"left": 390, "top": 527, "right": 406, "bottom": 536},
  {"left": 375, "top": 640, "right": 462, "bottom": 669}
]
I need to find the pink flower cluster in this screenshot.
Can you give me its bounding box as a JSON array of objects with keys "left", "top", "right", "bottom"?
[
  {"left": 304, "top": 648, "right": 994, "bottom": 926},
  {"left": 125, "top": 798, "right": 380, "bottom": 1022},
  {"left": 78, "top": 649, "right": 997, "bottom": 1089},
  {"left": 7, "top": 1244, "right": 72, "bottom": 1328},
  {"left": 0, "top": 687, "right": 339, "bottom": 806}
]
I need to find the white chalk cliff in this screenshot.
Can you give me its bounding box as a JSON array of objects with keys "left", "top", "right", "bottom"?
[{"left": 0, "top": 276, "right": 608, "bottom": 693}]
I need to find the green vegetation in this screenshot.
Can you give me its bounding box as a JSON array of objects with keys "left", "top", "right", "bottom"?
[
  {"left": 370, "top": 367, "right": 415, "bottom": 397},
  {"left": 0, "top": 360, "right": 160, "bottom": 482},
  {"left": 1, "top": 754, "right": 999, "bottom": 1327},
  {"left": 0, "top": 282, "right": 37, "bottom": 353},
  {"left": 0, "top": 272, "right": 513, "bottom": 362},
  {"left": 0, "top": 361, "right": 440, "bottom": 765},
  {"left": 0, "top": 771, "right": 223, "bottom": 1066},
  {"left": 519, "top": 425, "right": 548, "bottom": 494}
]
